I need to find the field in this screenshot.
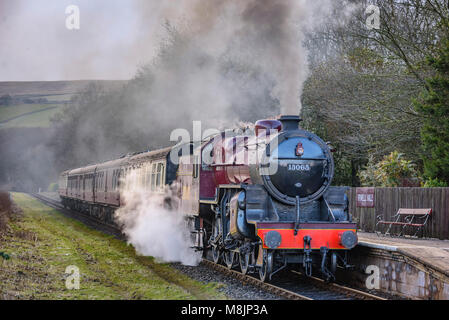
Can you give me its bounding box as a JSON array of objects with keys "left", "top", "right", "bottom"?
[
  {"left": 0, "top": 104, "right": 62, "bottom": 128},
  {"left": 0, "top": 81, "right": 126, "bottom": 128},
  {"left": 0, "top": 193, "right": 226, "bottom": 300}
]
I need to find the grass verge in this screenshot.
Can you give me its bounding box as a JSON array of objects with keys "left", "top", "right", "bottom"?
[{"left": 0, "top": 193, "right": 227, "bottom": 300}]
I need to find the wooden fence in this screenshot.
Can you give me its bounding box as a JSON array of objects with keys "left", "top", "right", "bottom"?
[{"left": 348, "top": 187, "right": 449, "bottom": 240}]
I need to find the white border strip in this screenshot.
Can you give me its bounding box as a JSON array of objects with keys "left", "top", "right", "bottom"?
[{"left": 358, "top": 241, "right": 398, "bottom": 252}]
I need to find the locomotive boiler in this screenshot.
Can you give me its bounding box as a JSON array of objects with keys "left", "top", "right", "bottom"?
[{"left": 59, "top": 115, "right": 357, "bottom": 282}]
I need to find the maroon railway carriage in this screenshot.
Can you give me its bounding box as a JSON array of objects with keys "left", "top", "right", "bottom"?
[{"left": 59, "top": 115, "right": 357, "bottom": 282}]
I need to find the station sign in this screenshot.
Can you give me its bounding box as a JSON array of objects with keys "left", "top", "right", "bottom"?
[{"left": 356, "top": 187, "right": 375, "bottom": 208}]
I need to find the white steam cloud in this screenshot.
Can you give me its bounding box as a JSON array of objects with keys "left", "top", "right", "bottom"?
[{"left": 115, "top": 172, "right": 201, "bottom": 266}]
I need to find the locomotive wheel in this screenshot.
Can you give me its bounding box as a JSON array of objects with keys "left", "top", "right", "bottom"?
[
  {"left": 212, "top": 246, "right": 221, "bottom": 264},
  {"left": 223, "top": 251, "right": 236, "bottom": 269},
  {"left": 211, "top": 218, "right": 221, "bottom": 264},
  {"left": 239, "top": 251, "right": 250, "bottom": 275},
  {"left": 259, "top": 249, "right": 273, "bottom": 282}
]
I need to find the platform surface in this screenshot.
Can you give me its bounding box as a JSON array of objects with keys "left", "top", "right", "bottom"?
[{"left": 358, "top": 232, "right": 449, "bottom": 277}]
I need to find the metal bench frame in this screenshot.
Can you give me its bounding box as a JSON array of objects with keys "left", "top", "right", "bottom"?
[{"left": 376, "top": 208, "right": 432, "bottom": 237}]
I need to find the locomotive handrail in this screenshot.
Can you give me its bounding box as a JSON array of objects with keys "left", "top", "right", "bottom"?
[
  {"left": 294, "top": 196, "right": 300, "bottom": 235},
  {"left": 323, "top": 198, "right": 336, "bottom": 222}
]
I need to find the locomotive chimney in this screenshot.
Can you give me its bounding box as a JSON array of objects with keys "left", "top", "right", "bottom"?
[
  {"left": 277, "top": 115, "right": 302, "bottom": 131},
  {"left": 255, "top": 119, "right": 282, "bottom": 136}
]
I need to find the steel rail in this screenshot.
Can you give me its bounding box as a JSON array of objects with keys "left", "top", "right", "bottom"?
[
  {"left": 290, "top": 270, "right": 386, "bottom": 300},
  {"left": 201, "top": 258, "right": 313, "bottom": 300},
  {"left": 30, "top": 193, "right": 123, "bottom": 238}
]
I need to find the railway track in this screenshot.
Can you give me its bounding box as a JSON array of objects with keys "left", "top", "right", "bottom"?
[
  {"left": 30, "top": 193, "right": 386, "bottom": 301},
  {"left": 201, "top": 258, "right": 385, "bottom": 300},
  {"left": 30, "top": 193, "right": 124, "bottom": 239},
  {"left": 289, "top": 270, "right": 386, "bottom": 300},
  {"left": 201, "top": 258, "right": 313, "bottom": 300}
]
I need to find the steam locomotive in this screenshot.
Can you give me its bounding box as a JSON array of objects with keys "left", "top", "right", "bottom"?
[{"left": 59, "top": 115, "right": 357, "bottom": 282}]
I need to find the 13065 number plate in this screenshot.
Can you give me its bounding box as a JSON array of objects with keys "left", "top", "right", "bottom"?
[{"left": 287, "top": 164, "right": 311, "bottom": 171}]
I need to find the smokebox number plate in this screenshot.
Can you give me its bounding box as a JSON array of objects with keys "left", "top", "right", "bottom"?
[{"left": 287, "top": 164, "right": 311, "bottom": 172}]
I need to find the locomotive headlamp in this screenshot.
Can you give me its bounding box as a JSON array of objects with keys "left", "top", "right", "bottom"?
[
  {"left": 295, "top": 142, "right": 304, "bottom": 157},
  {"left": 264, "top": 231, "right": 282, "bottom": 249},
  {"left": 340, "top": 231, "right": 358, "bottom": 249}
]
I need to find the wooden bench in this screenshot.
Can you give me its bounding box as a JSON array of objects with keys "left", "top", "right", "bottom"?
[{"left": 376, "top": 208, "right": 432, "bottom": 237}]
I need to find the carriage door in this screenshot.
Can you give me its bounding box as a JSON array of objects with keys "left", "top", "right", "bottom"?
[{"left": 178, "top": 155, "right": 199, "bottom": 215}]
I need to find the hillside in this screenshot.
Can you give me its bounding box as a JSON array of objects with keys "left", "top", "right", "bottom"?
[
  {"left": 0, "top": 80, "right": 127, "bottom": 96},
  {"left": 0, "top": 80, "right": 127, "bottom": 128}
]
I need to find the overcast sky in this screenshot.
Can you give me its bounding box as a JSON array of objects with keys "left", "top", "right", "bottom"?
[{"left": 0, "top": 0, "right": 177, "bottom": 81}]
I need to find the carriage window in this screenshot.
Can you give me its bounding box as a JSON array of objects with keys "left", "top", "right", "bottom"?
[
  {"left": 140, "top": 169, "right": 145, "bottom": 188},
  {"left": 146, "top": 166, "right": 152, "bottom": 190},
  {"left": 193, "top": 156, "right": 199, "bottom": 178},
  {"left": 118, "top": 169, "right": 123, "bottom": 188},
  {"left": 159, "top": 163, "right": 165, "bottom": 187},
  {"left": 156, "top": 163, "right": 161, "bottom": 187},
  {"left": 150, "top": 164, "right": 156, "bottom": 191}
]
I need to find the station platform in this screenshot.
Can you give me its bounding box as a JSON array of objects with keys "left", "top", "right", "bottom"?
[
  {"left": 346, "top": 232, "right": 449, "bottom": 299},
  {"left": 358, "top": 232, "right": 449, "bottom": 277}
]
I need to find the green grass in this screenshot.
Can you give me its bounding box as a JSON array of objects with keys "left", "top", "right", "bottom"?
[
  {"left": 0, "top": 102, "right": 65, "bottom": 128},
  {"left": 40, "top": 94, "right": 74, "bottom": 102},
  {"left": 0, "top": 104, "right": 58, "bottom": 122},
  {"left": 0, "top": 105, "right": 62, "bottom": 128},
  {"left": 0, "top": 80, "right": 127, "bottom": 128},
  {"left": 0, "top": 193, "right": 227, "bottom": 300}
]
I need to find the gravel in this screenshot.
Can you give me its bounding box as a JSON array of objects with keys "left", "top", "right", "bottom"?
[{"left": 171, "top": 262, "right": 283, "bottom": 300}]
